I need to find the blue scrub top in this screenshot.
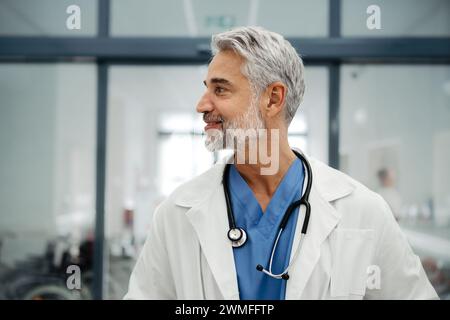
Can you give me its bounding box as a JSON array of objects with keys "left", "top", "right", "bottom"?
[{"left": 228, "top": 158, "right": 305, "bottom": 300}]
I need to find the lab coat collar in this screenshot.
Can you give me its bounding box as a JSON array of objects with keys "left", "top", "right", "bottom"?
[
  {"left": 173, "top": 150, "right": 355, "bottom": 207},
  {"left": 173, "top": 150, "right": 355, "bottom": 299}
]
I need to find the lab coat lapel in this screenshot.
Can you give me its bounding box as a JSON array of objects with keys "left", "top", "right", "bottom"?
[
  {"left": 285, "top": 183, "right": 340, "bottom": 299},
  {"left": 182, "top": 164, "right": 240, "bottom": 300},
  {"left": 285, "top": 155, "right": 355, "bottom": 299}
]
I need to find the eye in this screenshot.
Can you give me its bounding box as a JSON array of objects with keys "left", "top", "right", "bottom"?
[{"left": 214, "top": 86, "right": 226, "bottom": 95}]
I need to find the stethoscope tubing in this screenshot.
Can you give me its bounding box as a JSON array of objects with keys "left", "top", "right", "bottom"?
[{"left": 222, "top": 150, "right": 313, "bottom": 280}]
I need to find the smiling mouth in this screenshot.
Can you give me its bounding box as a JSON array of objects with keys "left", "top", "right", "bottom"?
[{"left": 204, "top": 120, "right": 223, "bottom": 131}]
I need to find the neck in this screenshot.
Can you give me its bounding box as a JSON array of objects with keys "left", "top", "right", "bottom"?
[{"left": 233, "top": 139, "right": 297, "bottom": 197}]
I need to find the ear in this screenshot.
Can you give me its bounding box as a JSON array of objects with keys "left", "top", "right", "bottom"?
[{"left": 263, "top": 82, "right": 287, "bottom": 118}]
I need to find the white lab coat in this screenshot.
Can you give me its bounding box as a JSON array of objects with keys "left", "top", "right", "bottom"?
[{"left": 124, "top": 152, "right": 438, "bottom": 300}]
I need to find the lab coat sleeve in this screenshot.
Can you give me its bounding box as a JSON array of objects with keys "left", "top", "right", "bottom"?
[
  {"left": 123, "top": 203, "right": 176, "bottom": 299},
  {"left": 365, "top": 195, "right": 439, "bottom": 300}
]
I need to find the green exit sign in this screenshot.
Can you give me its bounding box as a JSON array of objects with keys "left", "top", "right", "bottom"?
[{"left": 205, "top": 15, "right": 236, "bottom": 29}]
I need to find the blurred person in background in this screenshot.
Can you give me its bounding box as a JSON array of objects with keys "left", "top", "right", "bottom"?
[{"left": 377, "top": 168, "right": 403, "bottom": 220}]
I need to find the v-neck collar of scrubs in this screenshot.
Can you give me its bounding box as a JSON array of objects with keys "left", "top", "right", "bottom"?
[
  {"left": 227, "top": 157, "right": 305, "bottom": 300},
  {"left": 228, "top": 158, "right": 303, "bottom": 238}
]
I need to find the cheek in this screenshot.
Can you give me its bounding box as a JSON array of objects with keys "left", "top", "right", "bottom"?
[
  {"left": 214, "top": 98, "right": 239, "bottom": 119},
  {"left": 230, "top": 95, "right": 254, "bottom": 116}
]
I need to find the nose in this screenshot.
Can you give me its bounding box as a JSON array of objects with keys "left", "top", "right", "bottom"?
[{"left": 196, "top": 91, "right": 214, "bottom": 114}]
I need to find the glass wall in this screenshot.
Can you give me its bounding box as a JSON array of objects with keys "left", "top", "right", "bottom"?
[
  {"left": 111, "top": 0, "right": 329, "bottom": 37},
  {"left": 0, "top": 0, "right": 98, "bottom": 36},
  {"left": 104, "top": 65, "right": 328, "bottom": 299},
  {"left": 342, "top": 0, "right": 450, "bottom": 37},
  {"left": 0, "top": 63, "right": 97, "bottom": 299},
  {"left": 289, "top": 67, "right": 329, "bottom": 163},
  {"left": 340, "top": 64, "right": 450, "bottom": 298}
]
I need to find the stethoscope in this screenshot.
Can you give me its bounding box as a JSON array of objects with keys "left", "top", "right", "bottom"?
[{"left": 223, "top": 150, "right": 312, "bottom": 281}]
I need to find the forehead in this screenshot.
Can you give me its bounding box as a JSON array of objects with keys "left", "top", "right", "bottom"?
[{"left": 206, "top": 50, "right": 248, "bottom": 83}]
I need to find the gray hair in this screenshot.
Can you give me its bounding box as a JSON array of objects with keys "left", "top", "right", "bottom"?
[{"left": 211, "top": 26, "right": 305, "bottom": 125}]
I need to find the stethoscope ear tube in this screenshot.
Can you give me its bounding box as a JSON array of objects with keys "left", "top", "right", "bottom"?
[
  {"left": 279, "top": 199, "right": 301, "bottom": 229},
  {"left": 292, "top": 149, "right": 313, "bottom": 235},
  {"left": 223, "top": 164, "right": 236, "bottom": 229},
  {"left": 301, "top": 200, "right": 311, "bottom": 234}
]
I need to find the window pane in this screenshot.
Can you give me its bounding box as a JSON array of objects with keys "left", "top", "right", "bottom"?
[
  {"left": 0, "top": 63, "right": 97, "bottom": 299},
  {"left": 342, "top": 0, "right": 450, "bottom": 37},
  {"left": 0, "top": 0, "right": 98, "bottom": 36},
  {"left": 111, "top": 0, "right": 328, "bottom": 37},
  {"left": 289, "top": 67, "right": 329, "bottom": 163},
  {"left": 105, "top": 65, "right": 212, "bottom": 299},
  {"left": 106, "top": 64, "right": 328, "bottom": 298},
  {"left": 340, "top": 64, "right": 450, "bottom": 298}
]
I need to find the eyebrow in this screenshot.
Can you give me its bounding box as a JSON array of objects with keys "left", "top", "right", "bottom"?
[{"left": 203, "top": 78, "right": 233, "bottom": 87}]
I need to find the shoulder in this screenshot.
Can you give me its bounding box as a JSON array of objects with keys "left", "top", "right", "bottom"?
[
  {"left": 311, "top": 157, "right": 393, "bottom": 228},
  {"left": 152, "top": 162, "right": 225, "bottom": 221}
]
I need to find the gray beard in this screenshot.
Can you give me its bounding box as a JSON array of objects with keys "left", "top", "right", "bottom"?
[{"left": 204, "top": 100, "right": 265, "bottom": 152}]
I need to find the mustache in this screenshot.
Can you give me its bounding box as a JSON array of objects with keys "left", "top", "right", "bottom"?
[{"left": 203, "top": 112, "right": 224, "bottom": 123}]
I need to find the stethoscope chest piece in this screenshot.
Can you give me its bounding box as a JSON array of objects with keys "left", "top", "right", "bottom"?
[{"left": 228, "top": 228, "right": 248, "bottom": 248}]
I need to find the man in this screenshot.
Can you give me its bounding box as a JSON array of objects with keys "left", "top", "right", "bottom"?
[{"left": 124, "top": 27, "right": 437, "bottom": 300}]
